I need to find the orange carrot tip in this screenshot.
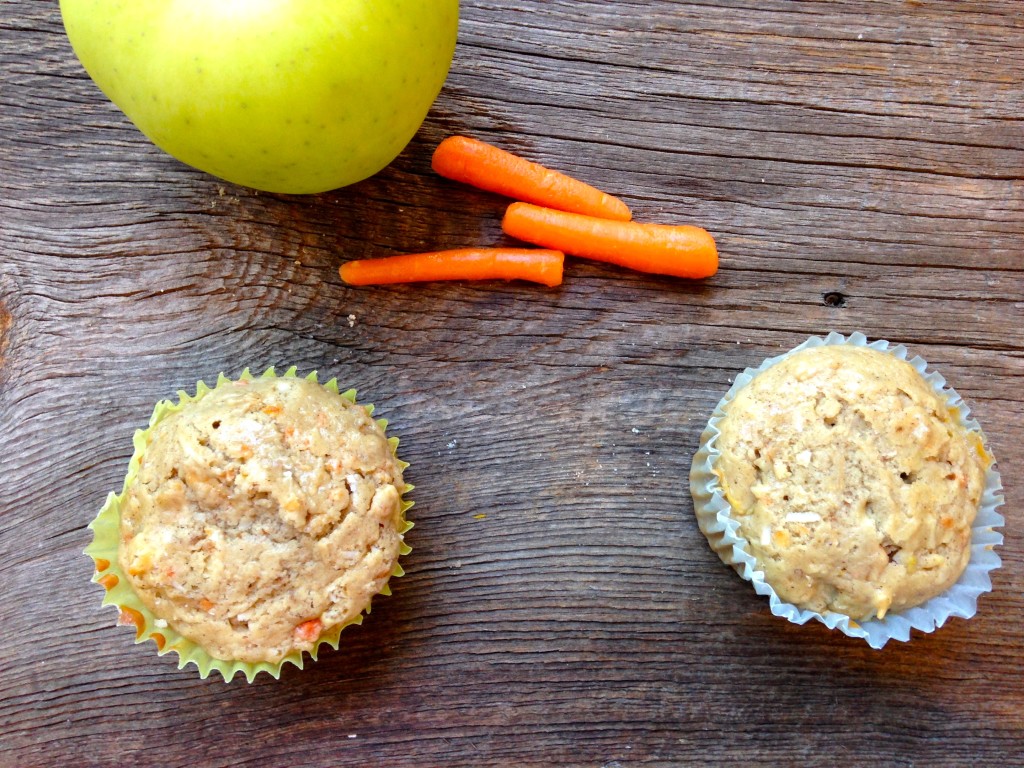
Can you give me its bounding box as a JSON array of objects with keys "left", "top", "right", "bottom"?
[
  {"left": 431, "top": 135, "right": 632, "bottom": 222},
  {"left": 339, "top": 248, "right": 564, "bottom": 287},
  {"left": 501, "top": 202, "right": 718, "bottom": 280}
]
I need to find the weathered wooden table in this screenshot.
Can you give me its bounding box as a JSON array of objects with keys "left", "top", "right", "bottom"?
[{"left": 2, "top": 2, "right": 1021, "bottom": 766}]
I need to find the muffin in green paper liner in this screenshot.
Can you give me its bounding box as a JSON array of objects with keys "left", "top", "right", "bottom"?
[{"left": 85, "top": 367, "right": 413, "bottom": 682}]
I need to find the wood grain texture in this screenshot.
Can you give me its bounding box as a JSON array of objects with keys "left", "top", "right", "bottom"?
[{"left": 1, "top": 1, "right": 1022, "bottom": 766}]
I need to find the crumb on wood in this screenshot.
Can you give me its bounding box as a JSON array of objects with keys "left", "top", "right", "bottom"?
[{"left": 347, "top": 314, "right": 356, "bottom": 327}]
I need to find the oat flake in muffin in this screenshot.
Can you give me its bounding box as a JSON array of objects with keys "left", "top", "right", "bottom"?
[
  {"left": 713, "top": 345, "right": 986, "bottom": 621},
  {"left": 118, "top": 375, "right": 406, "bottom": 664}
]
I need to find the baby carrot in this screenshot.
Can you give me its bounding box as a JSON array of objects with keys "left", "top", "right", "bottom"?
[
  {"left": 431, "top": 135, "right": 632, "bottom": 222},
  {"left": 502, "top": 202, "right": 718, "bottom": 279},
  {"left": 339, "top": 248, "right": 564, "bottom": 287}
]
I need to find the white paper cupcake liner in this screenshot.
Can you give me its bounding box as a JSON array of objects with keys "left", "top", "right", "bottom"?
[{"left": 689, "top": 331, "right": 1004, "bottom": 648}]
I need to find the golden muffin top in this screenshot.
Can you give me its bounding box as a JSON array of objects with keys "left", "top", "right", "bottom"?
[
  {"left": 119, "top": 377, "right": 405, "bottom": 663},
  {"left": 714, "top": 345, "right": 985, "bottom": 620}
]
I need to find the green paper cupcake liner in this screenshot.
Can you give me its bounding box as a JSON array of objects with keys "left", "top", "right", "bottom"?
[
  {"left": 85, "top": 366, "right": 413, "bottom": 682},
  {"left": 689, "top": 332, "right": 1004, "bottom": 648}
]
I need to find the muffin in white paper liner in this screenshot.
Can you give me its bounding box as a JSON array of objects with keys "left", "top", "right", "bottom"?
[{"left": 689, "top": 331, "right": 1004, "bottom": 648}]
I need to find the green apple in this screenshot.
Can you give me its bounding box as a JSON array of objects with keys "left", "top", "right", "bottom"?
[{"left": 60, "top": 0, "right": 459, "bottom": 193}]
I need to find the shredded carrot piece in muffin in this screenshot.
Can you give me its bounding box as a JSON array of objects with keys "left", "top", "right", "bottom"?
[
  {"left": 294, "top": 619, "right": 322, "bottom": 643},
  {"left": 98, "top": 573, "right": 119, "bottom": 590},
  {"left": 117, "top": 607, "right": 145, "bottom": 638}
]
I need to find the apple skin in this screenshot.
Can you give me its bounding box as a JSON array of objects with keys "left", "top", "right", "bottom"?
[{"left": 60, "top": 0, "right": 459, "bottom": 194}]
